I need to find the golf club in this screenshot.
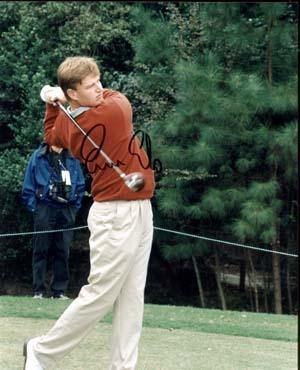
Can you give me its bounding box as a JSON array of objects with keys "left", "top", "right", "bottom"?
[{"left": 56, "top": 101, "right": 145, "bottom": 192}]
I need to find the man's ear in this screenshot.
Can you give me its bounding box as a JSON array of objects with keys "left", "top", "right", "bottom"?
[{"left": 67, "top": 88, "right": 77, "bottom": 101}]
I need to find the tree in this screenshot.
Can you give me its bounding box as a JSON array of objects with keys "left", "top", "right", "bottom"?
[
  {"left": 0, "top": 2, "right": 139, "bottom": 279},
  {"left": 132, "top": 3, "right": 298, "bottom": 312}
]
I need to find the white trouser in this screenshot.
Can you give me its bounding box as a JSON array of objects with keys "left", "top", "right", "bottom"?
[{"left": 33, "top": 199, "right": 153, "bottom": 370}]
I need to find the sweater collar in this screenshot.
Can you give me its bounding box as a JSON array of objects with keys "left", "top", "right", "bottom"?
[{"left": 67, "top": 106, "right": 90, "bottom": 119}]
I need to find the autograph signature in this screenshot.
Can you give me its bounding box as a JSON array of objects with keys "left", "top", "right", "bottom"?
[
  {"left": 79, "top": 124, "right": 162, "bottom": 175},
  {"left": 129, "top": 130, "right": 162, "bottom": 173}
]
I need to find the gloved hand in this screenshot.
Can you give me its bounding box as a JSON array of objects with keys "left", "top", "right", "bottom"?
[{"left": 40, "top": 85, "right": 67, "bottom": 105}]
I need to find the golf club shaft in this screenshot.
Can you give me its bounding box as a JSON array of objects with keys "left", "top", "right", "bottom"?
[{"left": 56, "top": 102, "right": 125, "bottom": 178}]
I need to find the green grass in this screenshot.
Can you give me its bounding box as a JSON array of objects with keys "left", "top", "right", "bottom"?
[
  {"left": 0, "top": 296, "right": 297, "bottom": 370},
  {"left": 0, "top": 295, "right": 297, "bottom": 342}
]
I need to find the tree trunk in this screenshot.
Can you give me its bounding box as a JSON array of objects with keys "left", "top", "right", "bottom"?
[
  {"left": 286, "top": 198, "right": 295, "bottom": 314},
  {"left": 191, "top": 255, "right": 206, "bottom": 308},
  {"left": 286, "top": 256, "right": 293, "bottom": 314},
  {"left": 247, "top": 250, "right": 259, "bottom": 313},
  {"left": 246, "top": 262, "right": 254, "bottom": 312},
  {"left": 271, "top": 240, "right": 282, "bottom": 314},
  {"left": 267, "top": 14, "right": 273, "bottom": 84},
  {"left": 239, "top": 259, "right": 246, "bottom": 293},
  {"left": 266, "top": 8, "right": 282, "bottom": 315},
  {"left": 267, "top": 38, "right": 272, "bottom": 84},
  {"left": 262, "top": 267, "right": 269, "bottom": 313},
  {"left": 213, "top": 247, "right": 226, "bottom": 310}
]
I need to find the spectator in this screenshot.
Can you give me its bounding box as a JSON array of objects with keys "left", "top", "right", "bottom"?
[{"left": 22, "top": 142, "right": 85, "bottom": 299}]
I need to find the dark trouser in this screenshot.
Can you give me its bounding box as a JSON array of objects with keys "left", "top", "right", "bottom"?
[{"left": 32, "top": 203, "right": 76, "bottom": 295}]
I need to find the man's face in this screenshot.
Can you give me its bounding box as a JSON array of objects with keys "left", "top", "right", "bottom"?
[{"left": 68, "top": 73, "right": 104, "bottom": 108}]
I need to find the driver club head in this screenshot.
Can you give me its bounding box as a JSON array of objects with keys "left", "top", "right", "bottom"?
[{"left": 124, "top": 172, "right": 145, "bottom": 192}]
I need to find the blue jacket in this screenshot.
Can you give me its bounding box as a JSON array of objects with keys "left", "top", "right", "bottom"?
[{"left": 22, "top": 143, "right": 85, "bottom": 212}]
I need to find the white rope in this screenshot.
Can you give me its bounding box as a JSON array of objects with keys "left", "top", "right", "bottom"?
[
  {"left": 154, "top": 226, "right": 298, "bottom": 258},
  {"left": 0, "top": 225, "right": 87, "bottom": 237},
  {"left": 0, "top": 225, "right": 297, "bottom": 258}
]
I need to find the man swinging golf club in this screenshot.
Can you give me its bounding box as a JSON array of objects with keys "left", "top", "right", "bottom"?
[{"left": 23, "top": 56, "right": 155, "bottom": 370}]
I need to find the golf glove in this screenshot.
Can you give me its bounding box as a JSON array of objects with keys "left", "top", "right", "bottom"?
[{"left": 40, "top": 85, "right": 66, "bottom": 104}]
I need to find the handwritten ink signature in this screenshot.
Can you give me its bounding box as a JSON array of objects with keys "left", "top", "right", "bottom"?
[
  {"left": 79, "top": 124, "right": 163, "bottom": 175},
  {"left": 79, "top": 123, "right": 125, "bottom": 174},
  {"left": 128, "top": 130, "right": 162, "bottom": 173}
]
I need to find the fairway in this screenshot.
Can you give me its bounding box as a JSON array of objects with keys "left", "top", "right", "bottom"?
[{"left": 0, "top": 316, "right": 297, "bottom": 370}]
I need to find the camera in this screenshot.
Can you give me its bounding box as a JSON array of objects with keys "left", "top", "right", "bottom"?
[{"left": 49, "top": 181, "right": 71, "bottom": 204}]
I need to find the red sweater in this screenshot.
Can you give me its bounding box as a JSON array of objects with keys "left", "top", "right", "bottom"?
[{"left": 44, "top": 89, "right": 155, "bottom": 202}]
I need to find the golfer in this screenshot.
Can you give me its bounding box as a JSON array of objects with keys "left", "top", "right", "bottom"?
[{"left": 23, "top": 56, "right": 155, "bottom": 370}]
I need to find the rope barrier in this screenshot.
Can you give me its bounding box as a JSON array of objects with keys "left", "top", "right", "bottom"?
[
  {"left": 154, "top": 226, "right": 298, "bottom": 258},
  {"left": 0, "top": 226, "right": 87, "bottom": 237},
  {"left": 0, "top": 225, "right": 297, "bottom": 258}
]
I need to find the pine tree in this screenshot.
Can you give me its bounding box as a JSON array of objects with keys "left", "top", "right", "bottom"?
[{"left": 132, "top": 3, "right": 298, "bottom": 312}]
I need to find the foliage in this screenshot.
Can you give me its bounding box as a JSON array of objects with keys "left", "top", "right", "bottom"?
[
  {"left": 132, "top": 3, "right": 298, "bottom": 312},
  {"left": 0, "top": 2, "right": 137, "bottom": 265}
]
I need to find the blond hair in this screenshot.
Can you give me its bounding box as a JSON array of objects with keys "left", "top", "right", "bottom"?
[{"left": 57, "top": 56, "right": 100, "bottom": 99}]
